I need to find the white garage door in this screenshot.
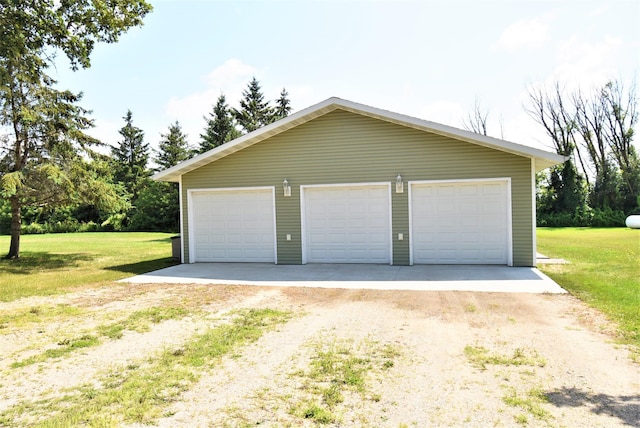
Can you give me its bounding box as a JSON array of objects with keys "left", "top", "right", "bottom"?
[
  {"left": 303, "top": 184, "right": 391, "bottom": 264},
  {"left": 190, "top": 188, "right": 276, "bottom": 262},
  {"left": 411, "top": 180, "right": 510, "bottom": 265}
]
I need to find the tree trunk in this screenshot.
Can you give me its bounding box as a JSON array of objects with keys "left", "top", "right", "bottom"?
[{"left": 7, "top": 195, "right": 21, "bottom": 259}]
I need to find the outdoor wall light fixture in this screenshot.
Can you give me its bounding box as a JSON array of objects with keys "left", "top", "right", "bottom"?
[
  {"left": 395, "top": 174, "right": 404, "bottom": 193},
  {"left": 283, "top": 178, "right": 291, "bottom": 197}
]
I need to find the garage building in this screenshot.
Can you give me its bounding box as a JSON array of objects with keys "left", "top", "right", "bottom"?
[{"left": 154, "top": 97, "right": 565, "bottom": 267}]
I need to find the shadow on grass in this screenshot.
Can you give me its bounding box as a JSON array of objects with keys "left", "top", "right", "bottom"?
[
  {"left": 106, "top": 257, "right": 178, "bottom": 275},
  {"left": 0, "top": 253, "right": 93, "bottom": 274},
  {"left": 146, "top": 237, "right": 175, "bottom": 243},
  {"left": 546, "top": 387, "right": 639, "bottom": 426}
]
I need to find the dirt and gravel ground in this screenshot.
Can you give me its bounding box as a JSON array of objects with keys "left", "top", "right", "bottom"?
[{"left": 0, "top": 282, "right": 638, "bottom": 427}]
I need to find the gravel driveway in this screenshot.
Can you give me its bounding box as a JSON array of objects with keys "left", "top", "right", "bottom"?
[{"left": 0, "top": 283, "right": 638, "bottom": 427}]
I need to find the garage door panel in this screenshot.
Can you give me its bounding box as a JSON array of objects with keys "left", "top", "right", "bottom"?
[
  {"left": 191, "top": 189, "right": 275, "bottom": 263},
  {"left": 304, "top": 185, "right": 391, "bottom": 264},
  {"left": 411, "top": 181, "right": 509, "bottom": 265}
]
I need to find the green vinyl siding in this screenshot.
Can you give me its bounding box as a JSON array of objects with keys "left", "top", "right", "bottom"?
[{"left": 181, "top": 109, "right": 534, "bottom": 266}]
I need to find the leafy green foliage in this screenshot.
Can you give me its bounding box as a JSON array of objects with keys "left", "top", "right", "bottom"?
[
  {"left": 531, "top": 79, "right": 639, "bottom": 223},
  {"left": 536, "top": 162, "right": 588, "bottom": 218},
  {"left": 537, "top": 206, "right": 627, "bottom": 227},
  {"left": 0, "top": 0, "right": 152, "bottom": 76},
  {"left": 127, "top": 181, "right": 179, "bottom": 232},
  {"left": 0, "top": 0, "right": 152, "bottom": 258}
]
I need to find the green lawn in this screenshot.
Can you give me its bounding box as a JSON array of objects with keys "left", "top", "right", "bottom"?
[
  {"left": 0, "top": 232, "right": 177, "bottom": 302},
  {"left": 537, "top": 227, "right": 640, "bottom": 351}
]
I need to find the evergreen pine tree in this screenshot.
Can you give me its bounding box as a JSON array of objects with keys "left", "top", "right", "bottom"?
[
  {"left": 199, "top": 94, "right": 240, "bottom": 153},
  {"left": 273, "top": 88, "right": 292, "bottom": 120},
  {"left": 111, "top": 110, "right": 149, "bottom": 202},
  {"left": 233, "top": 77, "right": 273, "bottom": 133},
  {"left": 156, "top": 121, "right": 191, "bottom": 170},
  {"left": 128, "top": 120, "right": 190, "bottom": 232}
]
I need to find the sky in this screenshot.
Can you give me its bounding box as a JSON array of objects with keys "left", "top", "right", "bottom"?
[{"left": 52, "top": 0, "right": 640, "bottom": 157}]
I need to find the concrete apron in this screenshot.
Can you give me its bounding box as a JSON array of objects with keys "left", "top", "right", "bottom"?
[{"left": 119, "top": 263, "right": 567, "bottom": 294}]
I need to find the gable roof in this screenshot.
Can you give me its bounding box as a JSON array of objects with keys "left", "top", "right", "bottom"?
[{"left": 154, "top": 97, "right": 567, "bottom": 182}]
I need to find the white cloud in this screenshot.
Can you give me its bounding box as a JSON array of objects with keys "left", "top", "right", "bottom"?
[
  {"left": 588, "top": 4, "right": 609, "bottom": 17},
  {"left": 165, "top": 59, "right": 258, "bottom": 124},
  {"left": 552, "top": 35, "right": 623, "bottom": 90},
  {"left": 493, "top": 16, "right": 552, "bottom": 52}
]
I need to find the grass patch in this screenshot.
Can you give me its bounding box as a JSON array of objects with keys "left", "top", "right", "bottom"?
[
  {"left": 11, "top": 335, "right": 100, "bottom": 368},
  {"left": 537, "top": 228, "right": 640, "bottom": 351},
  {"left": 289, "top": 337, "right": 399, "bottom": 424},
  {"left": 503, "top": 387, "right": 552, "bottom": 424},
  {"left": 10, "top": 306, "right": 189, "bottom": 368},
  {"left": 0, "top": 308, "right": 292, "bottom": 427},
  {"left": 97, "top": 306, "right": 190, "bottom": 339},
  {"left": 465, "top": 345, "right": 546, "bottom": 370},
  {"left": 464, "top": 303, "right": 477, "bottom": 313},
  {"left": 0, "top": 304, "right": 84, "bottom": 332},
  {"left": 0, "top": 232, "right": 177, "bottom": 302}
]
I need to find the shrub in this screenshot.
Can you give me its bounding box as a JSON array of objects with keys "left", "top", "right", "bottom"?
[
  {"left": 78, "top": 221, "right": 101, "bottom": 232},
  {"left": 22, "top": 223, "right": 47, "bottom": 234},
  {"left": 537, "top": 207, "right": 627, "bottom": 227},
  {"left": 20, "top": 221, "right": 105, "bottom": 234}
]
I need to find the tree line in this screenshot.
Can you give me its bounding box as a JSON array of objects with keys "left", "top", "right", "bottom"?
[
  {"left": 464, "top": 78, "right": 639, "bottom": 227},
  {"left": 1, "top": 77, "right": 291, "bottom": 237},
  {"left": 529, "top": 79, "right": 638, "bottom": 226}
]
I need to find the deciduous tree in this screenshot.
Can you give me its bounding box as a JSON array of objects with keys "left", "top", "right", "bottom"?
[
  {"left": 463, "top": 98, "right": 489, "bottom": 136},
  {"left": 600, "top": 80, "right": 639, "bottom": 212},
  {"left": 0, "top": 0, "right": 152, "bottom": 258},
  {"left": 526, "top": 82, "right": 588, "bottom": 215}
]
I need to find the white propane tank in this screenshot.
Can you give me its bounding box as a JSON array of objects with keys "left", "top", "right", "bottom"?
[{"left": 626, "top": 215, "right": 640, "bottom": 229}]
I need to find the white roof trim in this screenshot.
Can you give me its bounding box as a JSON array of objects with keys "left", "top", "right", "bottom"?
[{"left": 154, "top": 97, "right": 567, "bottom": 182}]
